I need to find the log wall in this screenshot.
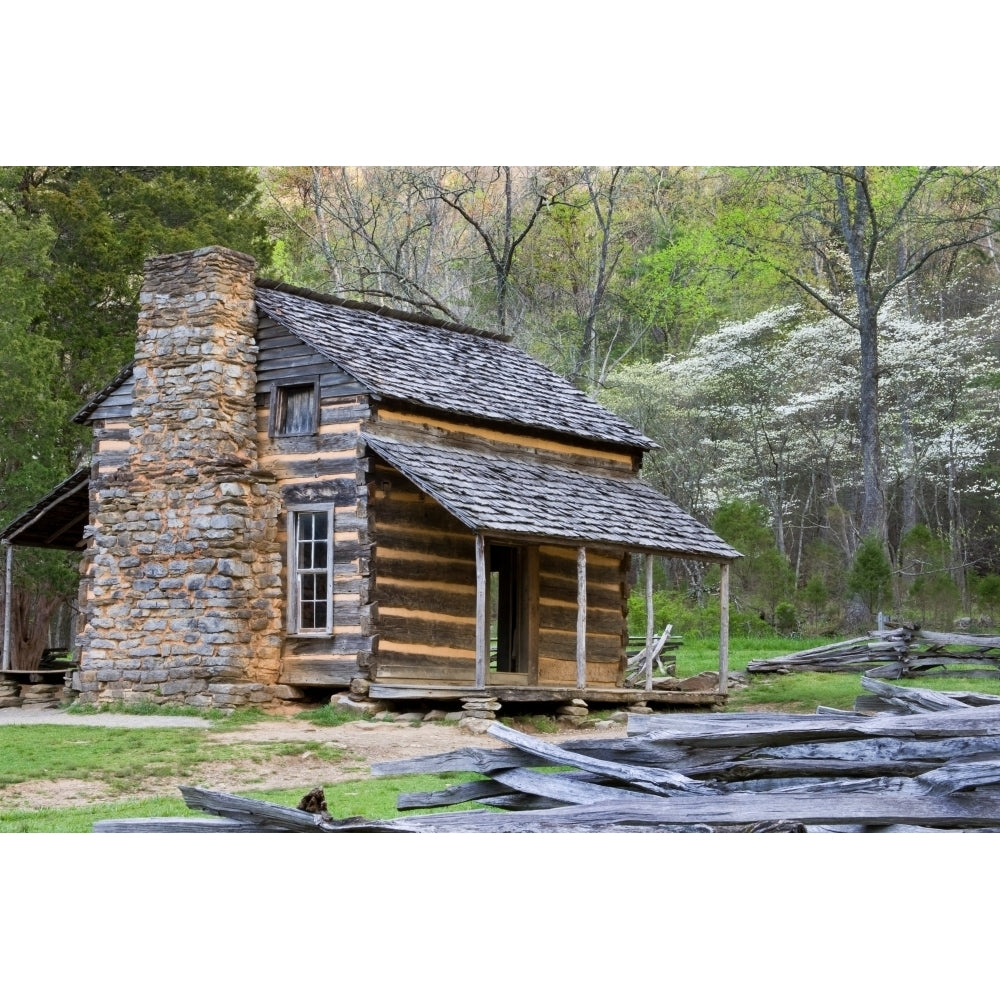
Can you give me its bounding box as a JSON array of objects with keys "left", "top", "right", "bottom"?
[
  {"left": 255, "top": 317, "right": 374, "bottom": 688},
  {"left": 537, "top": 545, "right": 627, "bottom": 688},
  {"left": 368, "top": 460, "right": 478, "bottom": 686}
]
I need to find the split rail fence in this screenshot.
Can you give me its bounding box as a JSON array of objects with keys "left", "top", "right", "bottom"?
[{"left": 97, "top": 676, "right": 1000, "bottom": 833}]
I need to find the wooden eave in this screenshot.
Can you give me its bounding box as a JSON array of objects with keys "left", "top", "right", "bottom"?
[
  {"left": 72, "top": 362, "right": 136, "bottom": 424},
  {"left": 0, "top": 469, "right": 90, "bottom": 550}
]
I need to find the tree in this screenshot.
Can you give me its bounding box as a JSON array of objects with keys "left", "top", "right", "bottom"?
[
  {"left": 712, "top": 498, "right": 793, "bottom": 621},
  {"left": 430, "top": 167, "right": 573, "bottom": 338},
  {"left": 722, "top": 166, "right": 1000, "bottom": 551},
  {"left": 847, "top": 535, "right": 893, "bottom": 619},
  {"left": 262, "top": 166, "right": 470, "bottom": 320},
  {"left": 0, "top": 175, "right": 69, "bottom": 519},
  {"left": 15, "top": 166, "right": 272, "bottom": 398}
]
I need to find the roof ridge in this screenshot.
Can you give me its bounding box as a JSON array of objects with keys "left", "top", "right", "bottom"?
[{"left": 255, "top": 279, "right": 511, "bottom": 343}]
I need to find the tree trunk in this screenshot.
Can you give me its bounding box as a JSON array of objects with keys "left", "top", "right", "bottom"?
[{"left": 833, "top": 168, "right": 886, "bottom": 544}]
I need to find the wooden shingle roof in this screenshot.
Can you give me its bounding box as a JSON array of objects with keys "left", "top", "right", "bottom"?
[
  {"left": 0, "top": 468, "right": 90, "bottom": 550},
  {"left": 363, "top": 434, "right": 741, "bottom": 561},
  {"left": 254, "top": 285, "right": 656, "bottom": 452}
]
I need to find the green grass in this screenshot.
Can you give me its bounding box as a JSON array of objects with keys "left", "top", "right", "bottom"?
[
  {"left": 0, "top": 724, "right": 348, "bottom": 794},
  {"left": 674, "top": 633, "right": 1000, "bottom": 712},
  {"left": 0, "top": 773, "right": 487, "bottom": 833},
  {"left": 67, "top": 700, "right": 219, "bottom": 719},
  {"left": 295, "top": 703, "right": 373, "bottom": 726},
  {"left": 66, "top": 700, "right": 271, "bottom": 729},
  {"left": 726, "top": 672, "right": 864, "bottom": 712},
  {"left": 676, "top": 634, "right": 821, "bottom": 677}
]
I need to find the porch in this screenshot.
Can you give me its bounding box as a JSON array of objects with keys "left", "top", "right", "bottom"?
[{"left": 366, "top": 682, "right": 726, "bottom": 710}]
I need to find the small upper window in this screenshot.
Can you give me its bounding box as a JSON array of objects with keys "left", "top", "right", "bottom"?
[{"left": 272, "top": 382, "right": 317, "bottom": 437}]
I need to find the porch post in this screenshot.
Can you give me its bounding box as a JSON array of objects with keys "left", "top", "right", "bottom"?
[
  {"left": 719, "top": 561, "right": 730, "bottom": 695},
  {"left": 576, "top": 546, "right": 587, "bottom": 689},
  {"left": 475, "top": 534, "right": 488, "bottom": 688},
  {"left": 645, "top": 552, "right": 654, "bottom": 691},
  {"left": 1, "top": 542, "right": 11, "bottom": 672}
]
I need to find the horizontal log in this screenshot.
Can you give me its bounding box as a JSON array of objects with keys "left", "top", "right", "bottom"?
[
  {"left": 278, "top": 657, "right": 359, "bottom": 686},
  {"left": 375, "top": 556, "right": 475, "bottom": 588},
  {"left": 252, "top": 789, "right": 1000, "bottom": 831},
  {"left": 538, "top": 546, "right": 624, "bottom": 571},
  {"left": 263, "top": 455, "right": 359, "bottom": 480},
  {"left": 178, "top": 786, "right": 336, "bottom": 831},
  {"left": 372, "top": 581, "right": 476, "bottom": 617},
  {"left": 489, "top": 767, "right": 656, "bottom": 805},
  {"left": 860, "top": 677, "right": 971, "bottom": 713},
  {"left": 537, "top": 656, "right": 621, "bottom": 686},
  {"left": 94, "top": 817, "right": 263, "bottom": 833},
  {"left": 364, "top": 683, "right": 721, "bottom": 705},
  {"left": 539, "top": 601, "right": 625, "bottom": 635},
  {"left": 373, "top": 654, "right": 477, "bottom": 678},
  {"left": 370, "top": 494, "right": 469, "bottom": 535},
  {"left": 538, "top": 629, "right": 623, "bottom": 662},
  {"left": 374, "top": 530, "right": 476, "bottom": 561},
  {"left": 284, "top": 633, "right": 368, "bottom": 656},
  {"left": 265, "top": 434, "right": 360, "bottom": 457},
  {"left": 374, "top": 405, "right": 635, "bottom": 468},
  {"left": 628, "top": 705, "right": 1000, "bottom": 745},
  {"left": 377, "top": 612, "right": 477, "bottom": 648},
  {"left": 396, "top": 779, "right": 511, "bottom": 809}
]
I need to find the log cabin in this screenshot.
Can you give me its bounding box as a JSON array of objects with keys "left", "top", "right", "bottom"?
[{"left": 0, "top": 246, "right": 740, "bottom": 712}]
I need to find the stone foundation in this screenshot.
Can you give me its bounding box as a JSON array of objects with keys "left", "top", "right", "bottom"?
[{"left": 75, "top": 247, "right": 286, "bottom": 710}]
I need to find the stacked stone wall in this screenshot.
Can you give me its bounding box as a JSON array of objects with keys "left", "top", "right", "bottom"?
[{"left": 74, "top": 247, "right": 290, "bottom": 709}]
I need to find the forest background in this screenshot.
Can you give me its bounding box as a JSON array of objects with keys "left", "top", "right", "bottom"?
[{"left": 4, "top": 164, "right": 1000, "bottom": 658}]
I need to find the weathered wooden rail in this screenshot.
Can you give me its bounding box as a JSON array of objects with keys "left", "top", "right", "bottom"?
[
  {"left": 747, "top": 625, "right": 1000, "bottom": 678},
  {"left": 95, "top": 679, "right": 1000, "bottom": 832}
]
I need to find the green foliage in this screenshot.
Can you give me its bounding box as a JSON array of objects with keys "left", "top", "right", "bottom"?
[
  {"left": 296, "top": 703, "right": 373, "bottom": 726},
  {"left": 975, "top": 573, "right": 1000, "bottom": 621},
  {"left": 802, "top": 574, "right": 829, "bottom": 621},
  {"left": 520, "top": 714, "right": 559, "bottom": 734},
  {"left": 627, "top": 587, "right": 721, "bottom": 639},
  {"left": 908, "top": 574, "right": 962, "bottom": 628},
  {"left": 847, "top": 536, "right": 893, "bottom": 615},
  {"left": 774, "top": 601, "right": 797, "bottom": 634},
  {"left": 899, "top": 524, "right": 964, "bottom": 627},
  {"left": 19, "top": 166, "right": 272, "bottom": 398},
  {"left": 713, "top": 498, "right": 771, "bottom": 560},
  {"left": 712, "top": 499, "right": 793, "bottom": 620}
]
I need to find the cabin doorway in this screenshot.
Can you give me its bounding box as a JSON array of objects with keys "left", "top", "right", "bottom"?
[{"left": 488, "top": 543, "right": 536, "bottom": 683}]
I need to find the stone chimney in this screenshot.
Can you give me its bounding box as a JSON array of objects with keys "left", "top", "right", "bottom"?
[{"left": 75, "top": 247, "right": 286, "bottom": 709}]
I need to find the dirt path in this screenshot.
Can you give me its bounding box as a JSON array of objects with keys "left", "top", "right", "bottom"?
[{"left": 0, "top": 711, "right": 626, "bottom": 812}]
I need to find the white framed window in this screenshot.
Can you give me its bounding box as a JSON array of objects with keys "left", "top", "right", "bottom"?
[
  {"left": 270, "top": 380, "right": 318, "bottom": 437},
  {"left": 287, "top": 506, "right": 334, "bottom": 634}
]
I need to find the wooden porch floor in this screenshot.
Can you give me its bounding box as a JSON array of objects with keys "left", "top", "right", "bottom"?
[{"left": 368, "top": 682, "right": 725, "bottom": 709}]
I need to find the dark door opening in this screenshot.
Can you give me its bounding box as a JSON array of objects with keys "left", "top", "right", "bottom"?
[{"left": 489, "top": 543, "right": 524, "bottom": 678}]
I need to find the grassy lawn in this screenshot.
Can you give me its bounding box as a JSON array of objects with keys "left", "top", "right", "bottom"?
[
  {"left": 0, "top": 723, "right": 346, "bottom": 791},
  {"left": 0, "top": 772, "right": 484, "bottom": 833}
]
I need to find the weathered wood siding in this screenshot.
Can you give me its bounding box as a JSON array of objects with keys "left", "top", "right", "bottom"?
[
  {"left": 374, "top": 404, "right": 638, "bottom": 473},
  {"left": 366, "top": 403, "right": 634, "bottom": 690},
  {"left": 89, "top": 378, "right": 135, "bottom": 476},
  {"left": 368, "top": 459, "right": 478, "bottom": 686},
  {"left": 537, "top": 545, "right": 627, "bottom": 688},
  {"left": 255, "top": 317, "right": 374, "bottom": 687}
]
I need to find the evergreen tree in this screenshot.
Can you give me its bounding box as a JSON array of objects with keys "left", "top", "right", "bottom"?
[{"left": 847, "top": 536, "right": 892, "bottom": 619}]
